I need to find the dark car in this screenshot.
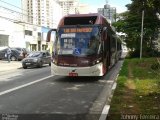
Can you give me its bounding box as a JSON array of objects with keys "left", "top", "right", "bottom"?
[
  {"left": 12, "top": 47, "right": 29, "bottom": 59},
  {"left": 22, "top": 51, "right": 51, "bottom": 69},
  {"left": 0, "top": 48, "right": 22, "bottom": 61}
]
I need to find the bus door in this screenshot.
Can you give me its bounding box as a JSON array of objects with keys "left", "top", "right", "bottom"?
[
  {"left": 102, "top": 27, "right": 108, "bottom": 74},
  {"left": 106, "top": 34, "right": 111, "bottom": 69}
]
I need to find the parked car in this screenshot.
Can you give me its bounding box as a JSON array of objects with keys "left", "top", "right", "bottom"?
[
  {"left": 22, "top": 51, "right": 51, "bottom": 69},
  {"left": 11, "top": 47, "right": 29, "bottom": 59},
  {"left": 0, "top": 48, "right": 23, "bottom": 61}
]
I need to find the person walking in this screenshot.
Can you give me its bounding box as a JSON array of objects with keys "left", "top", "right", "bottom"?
[{"left": 7, "top": 47, "right": 11, "bottom": 63}]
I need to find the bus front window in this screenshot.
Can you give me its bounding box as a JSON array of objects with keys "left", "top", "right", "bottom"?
[
  {"left": 87, "top": 36, "right": 100, "bottom": 55},
  {"left": 55, "top": 27, "right": 100, "bottom": 56}
]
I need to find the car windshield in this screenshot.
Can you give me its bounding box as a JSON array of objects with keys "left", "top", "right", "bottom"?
[
  {"left": 54, "top": 26, "right": 101, "bottom": 56},
  {"left": 27, "top": 52, "right": 42, "bottom": 57}
]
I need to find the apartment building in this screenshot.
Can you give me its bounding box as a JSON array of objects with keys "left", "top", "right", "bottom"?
[
  {"left": 21, "top": 0, "right": 62, "bottom": 51},
  {"left": 22, "top": 0, "right": 62, "bottom": 28},
  {"left": 57, "top": 0, "right": 79, "bottom": 16},
  {"left": 98, "top": 3, "right": 116, "bottom": 23}
]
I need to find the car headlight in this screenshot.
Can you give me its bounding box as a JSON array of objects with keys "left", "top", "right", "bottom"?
[{"left": 33, "top": 59, "right": 38, "bottom": 62}]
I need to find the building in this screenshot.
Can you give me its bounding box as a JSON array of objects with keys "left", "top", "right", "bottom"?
[
  {"left": 57, "top": 0, "right": 79, "bottom": 16},
  {"left": 22, "top": 24, "right": 54, "bottom": 51},
  {"left": 0, "top": 7, "right": 25, "bottom": 50},
  {"left": 98, "top": 3, "right": 116, "bottom": 23},
  {"left": 77, "top": 3, "right": 90, "bottom": 14},
  {"left": 20, "top": 0, "right": 62, "bottom": 51},
  {"left": 0, "top": 0, "right": 61, "bottom": 51},
  {"left": 21, "top": 0, "right": 62, "bottom": 28}
]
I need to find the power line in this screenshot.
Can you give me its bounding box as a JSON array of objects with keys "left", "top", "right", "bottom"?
[
  {"left": 0, "top": 0, "right": 23, "bottom": 12},
  {"left": 0, "top": 0, "right": 59, "bottom": 27},
  {"left": 0, "top": 5, "right": 57, "bottom": 27},
  {"left": 0, "top": 0, "right": 38, "bottom": 20},
  {"left": 0, "top": 6, "right": 25, "bottom": 17},
  {"left": 0, "top": 0, "right": 21, "bottom": 9},
  {"left": 0, "top": 15, "right": 46, "bottom": 28}
]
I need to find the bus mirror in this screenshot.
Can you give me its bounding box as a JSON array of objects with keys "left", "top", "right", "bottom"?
[{"left": 46, "top": 29, "right": 57, "bottom": 42}]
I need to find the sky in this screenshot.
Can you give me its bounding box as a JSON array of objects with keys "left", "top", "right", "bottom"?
[
  {"left": 80, "top": 0, "right": 132, "bottom": 13},
  {"left": 0, "top": 0, "right": 132, "bottom": 13}
]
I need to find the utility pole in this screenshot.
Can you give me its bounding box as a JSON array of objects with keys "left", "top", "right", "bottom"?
[{"left": 140, "top": 2, "right": 144, "bottom": 59}]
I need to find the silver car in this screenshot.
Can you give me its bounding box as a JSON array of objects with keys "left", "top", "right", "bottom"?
[{"left": 22, "top": 51, "right": 51, "bottom": 69}]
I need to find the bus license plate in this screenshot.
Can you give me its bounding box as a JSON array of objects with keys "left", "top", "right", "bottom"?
[{"left": 69, "top": 72, "right": 78, "bottom": 76}]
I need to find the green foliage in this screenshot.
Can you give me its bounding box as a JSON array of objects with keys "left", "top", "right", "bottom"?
[
  {"left": 113, "top": 0, "right": 160, "bottom": 57},
  {"left": 119, "top": 60, "right": 129, "bottom": 76},
  {"left": 135, "top": 79, "right": 160, "bottom": 95},
  {"left": 151, "top": 62, "right": 160, "bottom": 70},
  {"left": 108, "top": 58, "right": 160, "bottom": 117}
]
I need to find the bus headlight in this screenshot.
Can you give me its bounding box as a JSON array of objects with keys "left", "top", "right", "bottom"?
[
  {"left": 96, "top": 60, "right": 100, "bottom": 63},
  {"left": 92, "top": 58, "right": 102, "bottom": 65}
]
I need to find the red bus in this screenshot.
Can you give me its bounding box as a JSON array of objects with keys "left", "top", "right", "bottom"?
[{"left": 47, "top": 13, "right": 122, "bottom": 77}]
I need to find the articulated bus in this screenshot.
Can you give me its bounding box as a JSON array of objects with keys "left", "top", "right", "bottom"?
[{"left": 47, "top": 13, "right": 122, "bottom": 77}]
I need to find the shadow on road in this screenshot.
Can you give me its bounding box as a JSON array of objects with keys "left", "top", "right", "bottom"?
[{"left": 54, "top": 76, "right": 101, "bottom": 83}]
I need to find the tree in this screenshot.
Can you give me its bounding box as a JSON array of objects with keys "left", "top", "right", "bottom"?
[{"left": 112, "top": 0, "right": 160, "bottom": 57}]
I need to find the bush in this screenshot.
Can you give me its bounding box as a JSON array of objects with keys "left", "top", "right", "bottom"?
[
  {"left": 128, "top": 49, "right": 160, "bottom": 58},
  {"left": 151, "top": 62, "right": 160, "bottom": 70}
]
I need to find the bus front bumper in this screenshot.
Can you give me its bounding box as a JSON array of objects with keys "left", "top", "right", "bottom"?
[{"left": 51, "top": 62, "right": 104, "bottom": 77}]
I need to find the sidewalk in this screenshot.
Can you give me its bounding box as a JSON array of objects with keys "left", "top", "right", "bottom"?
[{"left": 0, "top": 60, "right": 22, "bottom": 73}]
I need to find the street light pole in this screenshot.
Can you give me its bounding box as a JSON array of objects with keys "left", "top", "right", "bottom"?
[{"left": 140, "top": 3, "right": 144, "bottom": 59}]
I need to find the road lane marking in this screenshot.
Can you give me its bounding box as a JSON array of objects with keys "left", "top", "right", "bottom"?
[
  {"left": 99, "top": 105, "right": 110, "bottom": 120},
  {"left": 112, "top": 82, "right": 117, "bottom": 90},
  {"left": 0, "top": 75, "right": 54, "bottom": 96}
]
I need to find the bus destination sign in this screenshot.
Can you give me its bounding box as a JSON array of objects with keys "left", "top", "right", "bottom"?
[{"left": 63, "top": 28, "right": 92, "bottom": 33}]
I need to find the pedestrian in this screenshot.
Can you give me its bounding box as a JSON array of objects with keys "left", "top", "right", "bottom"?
[
  {"left": 22, "top": 50, "right": 27, "bottom": 59},
  {"left": 6, "top": 47, "right": 11, "bottom": 63}
]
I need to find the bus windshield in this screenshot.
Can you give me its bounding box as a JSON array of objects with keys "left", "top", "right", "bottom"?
[{"left": 54, "top": 26, "right": 101, "bottom": 56}]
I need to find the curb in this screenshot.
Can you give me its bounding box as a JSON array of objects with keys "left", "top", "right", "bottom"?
[
  {"left": 99, "top": 63, "right": 123, "bottom": 120},
  {"left": 88, "top": 60, "right": 123, "bottom": 120},
  {"left": 99, "top": 75, "right": 119, "bottom": 120}
]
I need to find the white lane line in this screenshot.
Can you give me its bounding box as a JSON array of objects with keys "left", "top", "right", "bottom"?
[
  {"left": 99, "top": 105, "right": 110, "bottom": 120},
  {"left": 99, "top": 78, "right": 118, "bottom": 120},
  {"left": 112, "top": 82, "right": 117, "bottom": 90},
  {"left": 106, "top": 80, "right": 114, "bottom": 83},
  {"left": 0, "top": 75, "right": 54, "bottom": 96}
]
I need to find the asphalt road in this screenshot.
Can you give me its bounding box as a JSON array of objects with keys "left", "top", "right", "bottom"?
[{"left": 0, "top": 60, "right": 123, "bottom": 120}]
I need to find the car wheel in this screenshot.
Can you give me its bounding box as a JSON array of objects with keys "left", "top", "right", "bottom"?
[
  {"left": 38, "top": 61, "right": 43, "bottom": 68},
  {"left": 23, "top": 66, "right": 27, "bottom": 69},
  {"left": 11, "top": 56, "right": 17, "bottom": 61}
]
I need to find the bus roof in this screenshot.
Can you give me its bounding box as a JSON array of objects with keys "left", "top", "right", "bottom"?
[{"left": 58, "top": 13, "right": 111, "bottom": 27}]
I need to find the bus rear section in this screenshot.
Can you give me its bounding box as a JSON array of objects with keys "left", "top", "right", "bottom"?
[{"left": 47, "top": 13, "right": 121, "bottom": 77}]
